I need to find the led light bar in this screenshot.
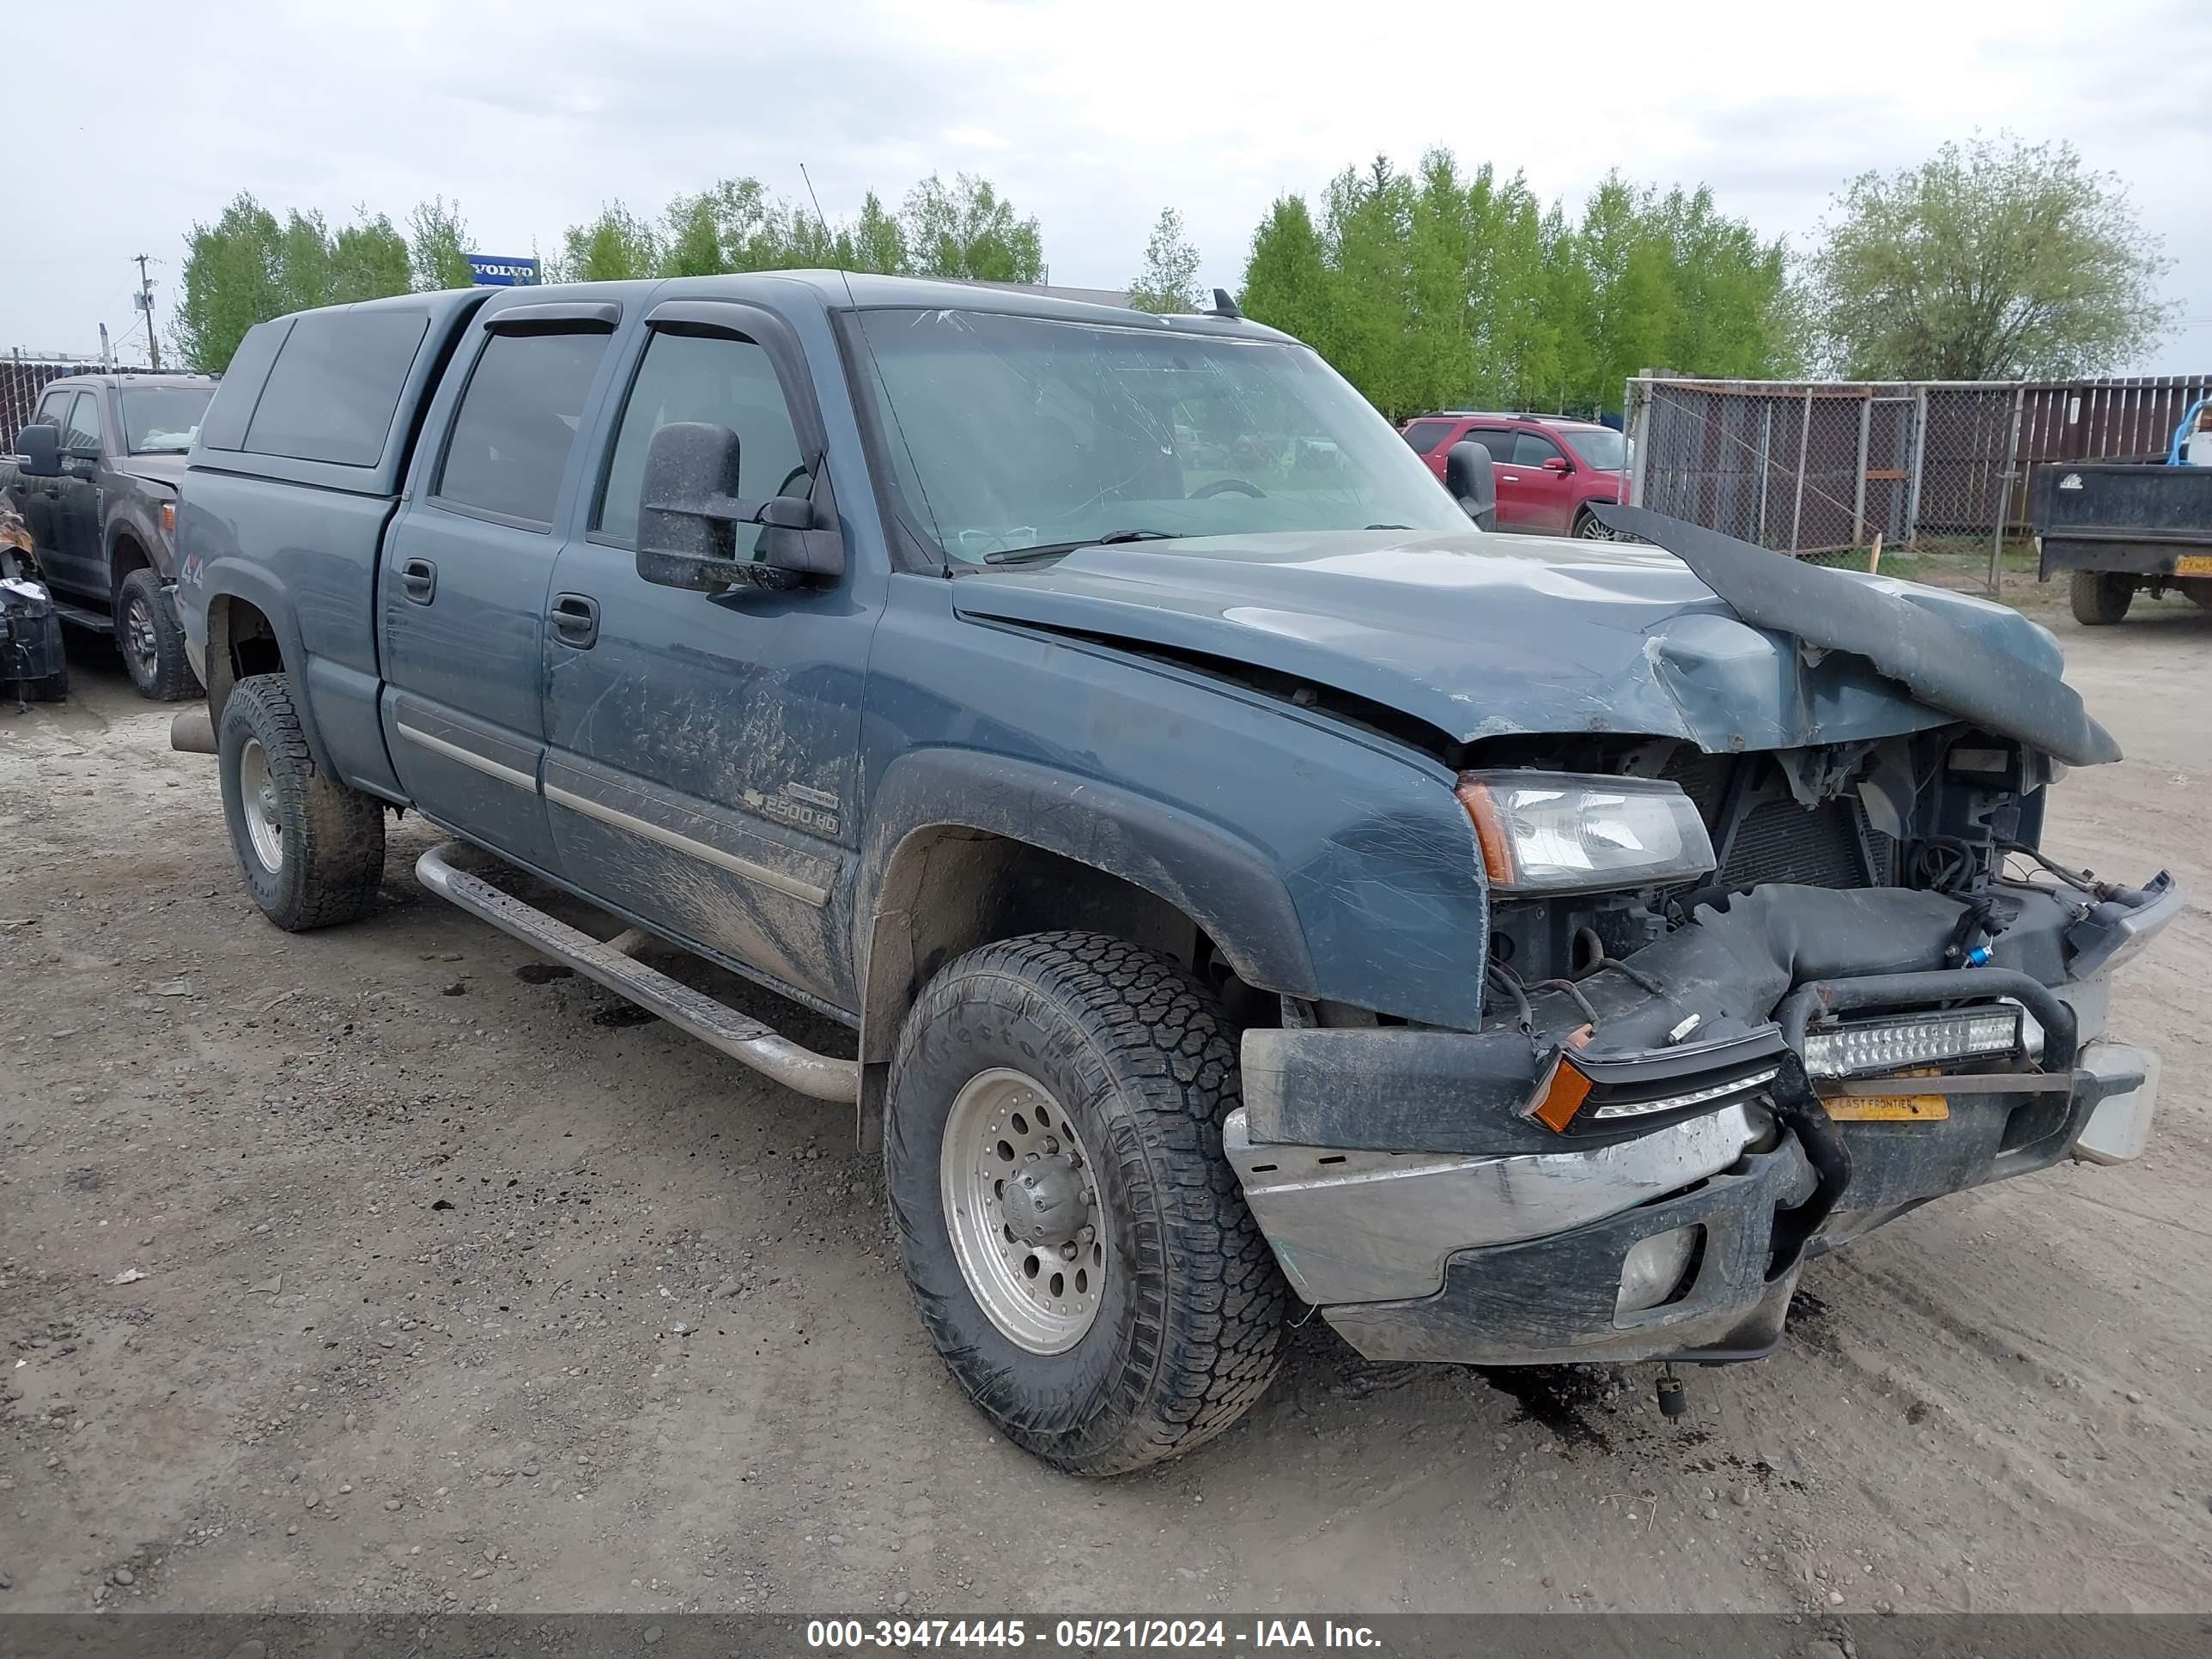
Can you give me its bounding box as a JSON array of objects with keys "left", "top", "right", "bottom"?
[{"left": 1801, "top": 1008, "right": 2022, "bottom": 1080}]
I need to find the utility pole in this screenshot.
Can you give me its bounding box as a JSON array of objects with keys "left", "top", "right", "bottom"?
[
  {"left": 99, "top": 323, "right": 112, "bottom": 370},
  {"left": 134, "top": 253, "right": 161, "bottom": 371}
]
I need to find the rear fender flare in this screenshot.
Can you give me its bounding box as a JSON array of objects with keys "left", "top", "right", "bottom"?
[{"left": 198, "top": 564, "right": 331, "bottom": 772}]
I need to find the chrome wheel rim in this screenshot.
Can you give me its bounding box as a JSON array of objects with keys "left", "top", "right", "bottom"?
[
  {"left": 940, "top": 1067, "right": 1105, "bottom": 1354},
  {"left": 125, "top": 592, "right": 159, "bottom": 678},
  {"left": 1577, "top": 514, "right": 1611, "bottom": 539},
  {"left": 238, "top": 738, "right": 284, "bottom": 872}
]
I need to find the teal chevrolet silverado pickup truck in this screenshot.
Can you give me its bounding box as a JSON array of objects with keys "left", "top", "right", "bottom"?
[{"left": 170, "top": 273, "right": 2175, "bottom": 1473}]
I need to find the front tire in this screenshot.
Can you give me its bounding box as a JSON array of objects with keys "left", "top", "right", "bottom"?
[
  {"left": 115, "top": 568, "right": 203, "bottom": 702},
  {"left": 218, "top": 673, "right": 386, "bottom": 931},
  {"left": 2069, "top": 570, "right": 2135, "bottom": 625},
  {"left": 885, "top": 932, "right": 1287, "bottom": 1475}
]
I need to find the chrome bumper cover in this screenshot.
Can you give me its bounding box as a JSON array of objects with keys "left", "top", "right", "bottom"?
[{"left": 1220, "top": 1099, "right": 1767, "bottom": 1305}]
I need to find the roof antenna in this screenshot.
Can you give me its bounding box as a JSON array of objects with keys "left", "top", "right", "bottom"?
[
  {"left": 799, "top": 162, "right": 857, "bottom": 308},
  {"left": 1210, "top": 287, "right": 1243, "bottom": 320}
]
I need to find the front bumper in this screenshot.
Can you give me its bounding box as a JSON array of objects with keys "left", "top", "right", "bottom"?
[{"left": 1231, "top": 880, "right": 2171, "bottom": 1367}]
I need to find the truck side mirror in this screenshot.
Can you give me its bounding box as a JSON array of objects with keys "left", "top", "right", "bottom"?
[
  {"left": 634, "top": 420, "right": 844, "bottom": 593},
  {"left": 15, "top": 422, "right": 59, "bottom": 479},
  {"left": 1444, "top": 440, "right": 1496, "bottom": 530}
]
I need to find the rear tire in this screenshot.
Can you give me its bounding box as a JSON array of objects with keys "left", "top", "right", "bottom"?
[
  {"left": 2181, "top": 577, "right": 2212, "bottom": 611},
  {"left": 115, "top": 568, "right": 202, "bottom": 702},
  {"left": 218, "top": 673, "right": 386, "bottom": 931},
  {"left": 1573, "top": 508, "right": 1611, "bottom": 540},
  {"left": 884, "top": 931, "right": 1287, "bottom": 1475},
  {"left": 2069, "top": 570, "right": 2134, "bottom": 625}
]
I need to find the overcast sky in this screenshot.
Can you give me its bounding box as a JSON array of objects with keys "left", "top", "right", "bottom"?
[{"left": 11, "top": 0, "right": 2208, "bottom": 376}]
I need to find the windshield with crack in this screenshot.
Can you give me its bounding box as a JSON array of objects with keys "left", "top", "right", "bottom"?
[{"left": 855, "top": 308, "right": 1468, "bottom": 563}]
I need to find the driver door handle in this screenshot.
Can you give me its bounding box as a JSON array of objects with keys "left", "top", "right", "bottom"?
[
  {"left": 550, "top": 592, "right": 599, "bottom": 649},
  {"left": 399, "top": 557, "right": 437, "bottom": 604}
]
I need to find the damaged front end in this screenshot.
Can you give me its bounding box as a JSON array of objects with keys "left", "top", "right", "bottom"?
[{"left": 1227, "top": 718, "right": 2177, "bottom": 1369}]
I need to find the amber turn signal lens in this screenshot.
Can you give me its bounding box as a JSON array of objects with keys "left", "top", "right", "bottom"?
[
  {"left": 1455, "top": 779, "right": 1516, "bottom": 884},
  {"left": 1528, "top": 1053, "right": 1594, "bottom": 1133},
  {"left": 161, "top": 501, "right": 177, "bottom": 536}
]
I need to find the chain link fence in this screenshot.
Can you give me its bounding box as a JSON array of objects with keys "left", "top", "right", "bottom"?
[{"left": 1625, "top": 373, "right": 2210, "bottom": 592}]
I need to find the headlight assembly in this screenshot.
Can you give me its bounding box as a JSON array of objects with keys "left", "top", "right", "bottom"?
[{"left": 1456, "top": 770, "right": 1715, "bottom": 895}]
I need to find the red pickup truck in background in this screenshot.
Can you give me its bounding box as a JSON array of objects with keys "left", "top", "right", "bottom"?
[{"left": 1401, "top": 411, "right": 1630, "bottom": 538}]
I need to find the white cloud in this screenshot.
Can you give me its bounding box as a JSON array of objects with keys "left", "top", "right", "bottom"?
[{"left": 8, "top": 0, "right": 2206, "bottom": 371}]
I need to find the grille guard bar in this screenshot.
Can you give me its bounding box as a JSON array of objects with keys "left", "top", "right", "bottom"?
[{"left": 1243, "top": 878, "right": 2155, "bottom": 1158}]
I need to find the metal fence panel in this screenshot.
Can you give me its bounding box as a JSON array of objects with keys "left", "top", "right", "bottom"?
[{"left": 1625, "top": 371, "right": 2212, "bottom": 590}]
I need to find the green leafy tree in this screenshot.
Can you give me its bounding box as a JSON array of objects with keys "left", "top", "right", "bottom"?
[
  {"left": 1239, "top": 195, "right": 1333, "bottom": 351},
  {"left": 407, "top": 197, "right": 474, "bottom": 291},
  {"left": 174, "top": 195, "right": 424, "bottom": 370},
  {"left": 1808, "top": 136, "right": 2172, "bottom": 379},
  {"left": 1319, "top": 158, "right": 1419, "bottom": 417},
  {"left": 900, "top": 173, "right": 1043, "bottom": 283},
  {"left": 1399, "top": 152, "right": 1481, "bottom": 416},
  {"left": 172, "top": 192, "right": 285, "bottom": 372},
  {"left": 1237, "top": 149, "right": 1798, "bottom": 417},
  {"left": 659, "top": 191, "right": 727, "bottom": 277},
  {"left": 1127, "top": 207, "right": 1201, "bottom": 313},
  {"left": 274, "top": 209, "right": 335, "bottom": 315},
  {"left": 1571, "top": 174, "right": 1678, "bottom": 411},
  {"left": 850, "top": 191, "right": 909, "bottom": 275},
  {"left": 1462, "top": 165, "right": 1556, "bottom": 408},
  {"left": 330, "top": 210, "right": 412, "bottom": 302},
  {"left": 562, "top": 201, "right": 662, "bottom": 282}
]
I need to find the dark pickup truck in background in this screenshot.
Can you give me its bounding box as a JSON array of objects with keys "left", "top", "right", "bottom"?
[
  {"left": 172, "top": 275, "right": 2175, "bottom": 1474},
  {"left": 7, "top": 372, "right": 217, "bottom": 699},
  {"left": 2033, "top": 454, "right": 2212, "bottom": 625}
]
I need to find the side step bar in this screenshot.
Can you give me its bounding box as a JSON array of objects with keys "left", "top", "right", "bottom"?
[
  {"left": 49, "top": 598, "right": 116, "bottom": 636},
  {"left": 414, "top": 841, "right": 858, "bottom": 1103}
]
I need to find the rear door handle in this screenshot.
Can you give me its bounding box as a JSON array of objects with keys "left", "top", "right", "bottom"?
[
  {"left": 550, "top": 592, "right": 599, "bottom": 649},
  {"left": 399, "top": 557, "right": 437, "bottom": 604}
]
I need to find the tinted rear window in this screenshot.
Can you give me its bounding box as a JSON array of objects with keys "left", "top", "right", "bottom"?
[
  {"left": 434, "top": 330, "right": 610, "bottom": 526},
  {"left": 1402, "top": 420, "right": 1453, "bottom": 454},
  {"left": 243, "top": 310, "right": 431, "bottom": 466}
]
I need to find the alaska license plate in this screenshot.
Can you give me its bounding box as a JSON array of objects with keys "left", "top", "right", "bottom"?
[
  {"left": 1825, "top": 1093, "right": 1949, "bottom": 1121},
  {"left": 1823, "top": 1066, "right": 1949, "bottom": 1122},
  {"left": 2174, "top": 555, "right": 2212, "bottom": 575}
]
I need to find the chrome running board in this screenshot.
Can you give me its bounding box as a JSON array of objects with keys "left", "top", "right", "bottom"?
[{"left": 414, "top": 840, "right": 857, "bottom": 1103}]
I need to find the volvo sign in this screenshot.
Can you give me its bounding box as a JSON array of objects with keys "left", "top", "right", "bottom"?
[{"left": 466, "top": 254, "right": 541, "bottom": 288}]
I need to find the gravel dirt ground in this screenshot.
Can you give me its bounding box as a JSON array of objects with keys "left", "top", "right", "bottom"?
[{"left": 2, "top": 594, "right": 2209, "bottom": 1619}]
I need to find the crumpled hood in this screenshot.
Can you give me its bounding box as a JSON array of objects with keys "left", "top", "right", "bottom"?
[
  {"left": 951, "top": 526, "right": 2103, "bottom": 758},
  {"left": 107, "top": 453, "right": 185, "bottom": 491}
]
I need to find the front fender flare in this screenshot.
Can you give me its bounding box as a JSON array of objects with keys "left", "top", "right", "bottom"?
[
  {"left": 856, "top": 748, "right": 1315, "bottom": 1015},
  {"left": 104, "top": 495, "right": 174, "bottom": 586}
]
